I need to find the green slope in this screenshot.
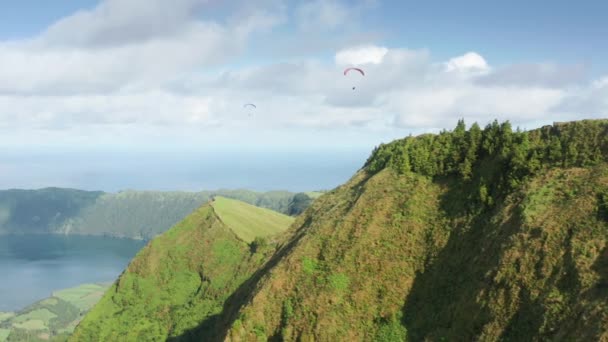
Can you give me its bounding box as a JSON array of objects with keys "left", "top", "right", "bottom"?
[
  {"left": 222, "top": 169, "right": 445, "bottom": 341},
  {"left": 211, "top": 196, "right": 294, "bottom": 243},
  {"left": 70, "top": 198, "right": 292, "bottom": 341}
]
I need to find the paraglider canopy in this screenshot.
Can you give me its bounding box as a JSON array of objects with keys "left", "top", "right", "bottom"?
[
  {"left": 343, "top": 67, "right": 365, "bottom": 76},
  {"left": 243, "top": 103, "right": 257, "bottom": 109}
]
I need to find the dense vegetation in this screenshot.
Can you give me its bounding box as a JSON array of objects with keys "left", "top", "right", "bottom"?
[
  {"left": 0, "top": 283, "right": 109, "bottom": 342},
  {"left": 70, "top": 198, "right": 294, "bottom": 341},
  {"left": 366, "top": 119, "right": 608, "bottom": 211},
  {"left": 72, "top": 119, "right": 608, "bottom": 341},
  {"left": 0, "top": 189, "right": 316, "bottom": 240}
]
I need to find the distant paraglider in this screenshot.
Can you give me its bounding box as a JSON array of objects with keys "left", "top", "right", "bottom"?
[
  {"left": 344, "top": 67, "right": 365, "bottom": 90},
  {"left": 243, "top": 103, "right": 256, "bottom": 116}
]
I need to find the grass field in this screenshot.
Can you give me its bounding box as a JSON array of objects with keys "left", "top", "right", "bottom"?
[
  {"left": 53, "top": 283, "right": 107, "bottom": 311},
  {"left": 0, "top": 283, "right": 110, "bottom": 341},
  {"left": 12, "top": 309, "right": 56, "bottom": 324},
  {"left": 211, "top": 196, "right": 294, "bottom": 243},
  {"left": 13, "top": 319, "right": 46, "bottom": 330},
  {"left": 39, "top": 298, "right": 58, "bottom": 306},
  {"left": 0, "top": 328, "right": 9, "bottom": 342},
  {"left": 0, "top": 313, "right": 13, "bottom": 323}
]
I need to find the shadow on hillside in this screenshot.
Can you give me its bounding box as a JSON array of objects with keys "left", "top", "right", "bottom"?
[
  {"left": 400, "top": 178, "right": 529, "bottom": 341},
  {"left": 498, "top": 225, "right": 581, "bottom": 341},
  {"left": 587, "top": 244, "right": 608, "bottom": 307},
  {"left": 594, "top": 246, "right": 608, "bottom": 290},
  {"left": 544, "top": 245, "right": 608, "bottom": 341},
  {"left": 402, "top": 175, "right": 608, "bottom": 341},
  {"left": 167, "top": 215, "right": 315, "bottom": 342},
  {"left": 569, "top": 245, "right": 608, "bottom": 336}
]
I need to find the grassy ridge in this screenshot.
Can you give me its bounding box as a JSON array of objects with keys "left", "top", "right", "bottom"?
[
  {"left": 70, "top": 198, "right": 293, "bottom": 341},
  {"left": 211, "top": 196, "right": 294, "bottom": 243},
  {"left": 0, "top": 283, "right": 109, "bottom": 342}
]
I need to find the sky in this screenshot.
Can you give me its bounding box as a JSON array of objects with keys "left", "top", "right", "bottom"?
[{"left": 1, "top": 0, "right": 607, "bottom": 191}]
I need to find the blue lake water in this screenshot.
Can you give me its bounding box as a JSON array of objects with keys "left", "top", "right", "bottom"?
[{"left": 0, "top": 234, "right": 145, "bottom": 312}]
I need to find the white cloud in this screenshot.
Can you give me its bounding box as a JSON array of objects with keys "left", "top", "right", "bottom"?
[
  {"left": 0, "top": 0, "right": 285, "bottom": 96},
  {"left": 476, "top": 63, "right": 587, "bottom": 88},
  {"left": 551, "top": 74, "right": 608, "bottom": 118},
  {"left": 445, "top": 52, "right": 489, "bottom": 73},
  {"left": 592, "top": 76, "right": 608, "bottom": 89},
  {"left": 3, "top": 38, "right": 606, "bottom": 148},
  {"left": 335, "top": 45, "right": 388, "bottom": 66},
  {"left": 0, "top": 23, "right": 237, "bottom": 95},
  {"left": 0, "top": 91, "right": 220, "bottom": 130},
  {"left": 39, "top": 0, "right": 209, "bottom": 48},
  {"left": 0, "top": 1, "right": 606, "bottom": 152}
]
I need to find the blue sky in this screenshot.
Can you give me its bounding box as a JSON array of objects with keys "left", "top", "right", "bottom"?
[
  {"left": 364, "top": 1, "right": 608, "bottom": 67},
  {"left": 0, "top": 1, "right": 96, "bottom": 39},
  {"left": 3, "top": 1, "right": 606, "bottom": 69},
  {"left": 0, "top": 0, "right": 607, "bottom": 191}
]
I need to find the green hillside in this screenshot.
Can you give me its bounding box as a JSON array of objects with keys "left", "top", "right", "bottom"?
[
  {"left": 220, "top": 119, "right": 608, "bottom": 341},
  {"left": 70, "top": 198, "right": 293, "bottom": 341},
  {"left": 72, "top": 119, "right": 608, "bottom": 341},
  {"left": 0, "top": 189, "right": 315, "bottom": 239},
  {"left": 0, "top": 283, "right": 110, "bottom": 342},
  {"left": 211, "top": 196, "right": 295, "bottom": 243}
]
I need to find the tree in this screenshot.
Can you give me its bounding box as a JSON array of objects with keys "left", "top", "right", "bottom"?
[
  {"left": 547, "top": 136, "right": 563, "bottom": 163},
  {"left": 499, "top": 121, "right": 514, "bottom": 158}
]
